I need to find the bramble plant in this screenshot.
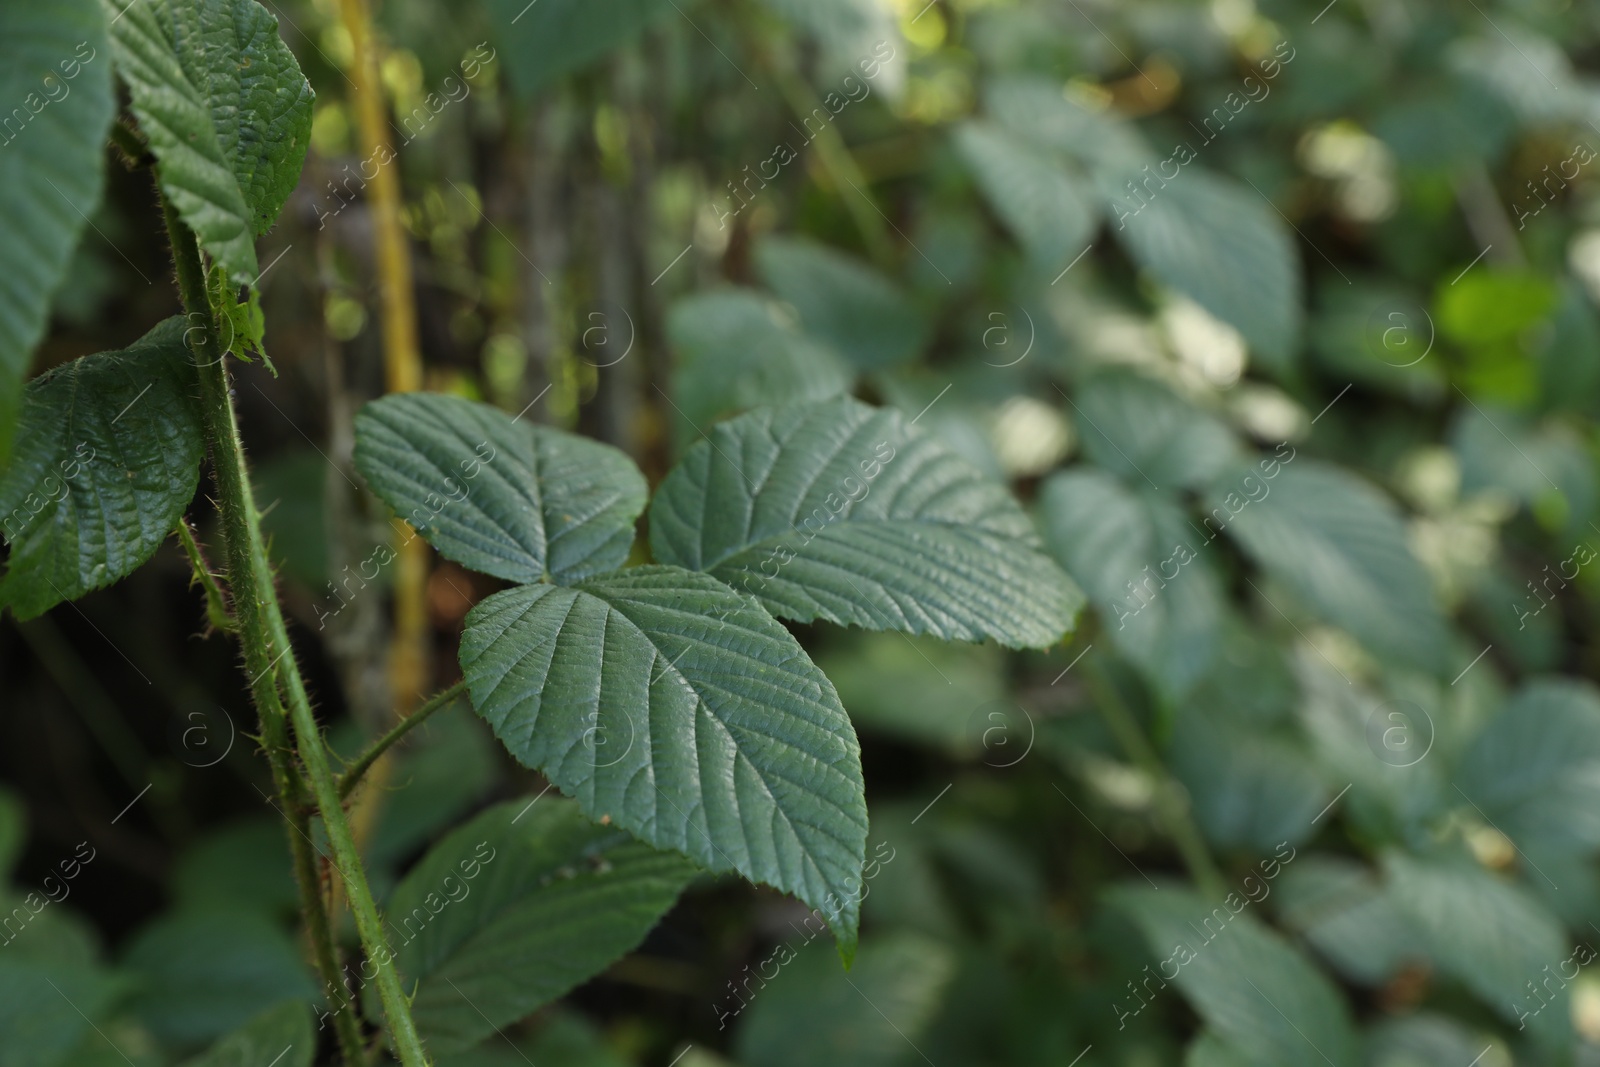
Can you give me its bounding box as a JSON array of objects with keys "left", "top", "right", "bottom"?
[
  {"left": 15, "top": 0, "right": 1600, "bottom": 1064},
  {"left": 0, "top": 1, "right": 1077, "bottom": 1061}
]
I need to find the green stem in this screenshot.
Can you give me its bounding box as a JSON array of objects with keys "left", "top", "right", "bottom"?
[
  {"left": 175, "top": 518, "right": 236, "bottom": 633},
  {"left": 109, "top": 118, "right": 152, "bottom": 167},
  {"left": 338, "top": 680, "right": 467, "bottom": 801},
  {"left": 1082, "top": 656, "right": 1227, "bottom": 900},
  {"left": 161, "top": 197, "right": 427, "bottom": 1066},
  {"left": 280, "top": 752, "right": 365, "bottom": 1061}
]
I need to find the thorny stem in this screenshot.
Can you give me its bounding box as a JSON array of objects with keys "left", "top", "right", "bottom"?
[
  {"left": 338, "top": 680, "right": 468, "bottom": 800},
  {"left": 1082, "top": 655, "right": 1228, "bottom": 900},
  {"left": 175, "top": 518, "right": 235, "bottom": 633},
  {"left": 109, "top": 118, "right": 152, "bottom": 167},
  {"left": 161, "top": 197, "right": 427, "bottom": 1066}
]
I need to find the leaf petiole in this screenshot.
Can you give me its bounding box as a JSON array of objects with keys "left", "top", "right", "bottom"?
[{"left": 338, "top": 679, "right": 469, "bottom": 800}]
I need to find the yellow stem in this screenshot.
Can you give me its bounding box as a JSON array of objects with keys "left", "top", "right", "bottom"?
[{"left": 335, "top": 0, "right": 432, "bottom": 929}]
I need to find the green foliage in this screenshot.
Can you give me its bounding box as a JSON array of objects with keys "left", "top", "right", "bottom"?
[
  {"left": 171, "top": 820, "right": 297, "bottom": 917},
  {"left": 17, "top": 0, "right": 1600, "bottom": 1062},
  {"left": 756, "top": 0, "right": 902, "bottom": 92},
  {"left": 1456, "top": 679, "right": 1600, "bottom": 851},
  {"left": 1115, "top": 884, "right": 1361, "bottom": 1067},
  {"left": 753, "top": 237, "right": 931, "bottom": 371},
  {"left": 1209, "top": 461, "right": 1451, "bottom": 675},
  {"left": 385, "top": 799, "right": 698, "bottom": 1053},
  {"left": 178, "top": 1003, "right": 312, "bottom": 1067},
  {"left": 0, "top": 895, "right": 122, "bottom": 1067},
  {"left": 354, "top": 392, "right": 647, "bottom": 584},
  {"left": 106, "top": 0, "right": 312, "bottom": 279},
  {"left": 355, "top": 389, "right": 1076, "bottom": 958},
  {"left": 0, "top": 318, "right": 204, "bottom": 618},
  {"left": 665, "top": 289, "right": 852, "bottom": 434},
  {"left": 1039, "top": 469, "right": 1224, "bottom": 698},
  {"left": 734, "top": 935, "right": 956, "bottom": 1067},
  {"left": 483, "top": 0, "right": 675, "bottom": 98},
  {"left": 0, "top": 0, "right": 114, "bottom": 470},
  {"left": 1072, "top": 370, "right": 1239, "bottom": 490},
  {"left": 649, "top": 397, "right": 1082, "bottom": 647},
  {"left": 0, "top": 788, "right": 22, "bottom": 881},
  {"left": 457, "top": 569, "right": 869, "bottom": 952},
  {"left": 122, "top": 908, "right": 318, "bottom": 1046},
  {"left": 1384, "top": 851, "right": 1571, "bottom": 1041},
  {"left": 1109, "top": 170, "right": 1301, "bottom": 369},
  {"left": 956, "top": 119, "right": 1098, "bottom": 270}
]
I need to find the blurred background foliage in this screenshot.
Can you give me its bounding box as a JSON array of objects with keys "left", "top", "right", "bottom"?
[{"left": 10, "top": 0, "right": 1600, "bottom": 1063}]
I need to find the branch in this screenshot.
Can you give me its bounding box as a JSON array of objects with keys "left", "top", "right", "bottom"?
[
  {"left": 161, "top": 197, "right": 425, "bottom": 1067},
  {"left": 338, "top": 680, "right": 468, "bottom": 800}
]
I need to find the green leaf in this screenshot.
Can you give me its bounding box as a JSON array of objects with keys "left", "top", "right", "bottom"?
[
  {"left": 459, "top": 566, "right": 869, "bottom": 952},
  {"left": 171, "top": 820, "right": 296, "bottom": 917},
  {"left": 0, "top": 317, "right": 205, "bottom": 619},
  {"left": 1037, "top": 470, "right": 1221, "bottom": 696},
  {"left": 524, "top": 1012, "right": 637, "bottom": 1067},
  {"left": 484, "top": 0, "right": 676, "bottom": 98},
  {"left": 1435, "top": 269, "right": 1558, "bottom": 346},
  {"left": 353, "top": 392, "right": 647, "bottom": 585},
  {"left": 122, "top": 908, "right": 318, "bottom": 1047},
  {"left": 1114, "top": 885, "right": 1360, "bottom": 1067},
  {"left": 1211, "top": 460, "right": 1450, "bottom": 675},
  {"left": 178, "top": 1002, "right": 312, "bottom": 1067},
  {"left": 1305, "top": 281, "right": 1446, "bottom": 403},
  {"left": 1275, "top": 855, "right": 1425, "bottom": 987},
  {"left": 983, "top": 76, "right": 1152, "bottom": 171},
  {"left": 1168, "top": 713, "right": 1325, "bottom": 851},
  {"left": 386, "top": 797, "right": 697, "bottom": 1054},
  {"left": 734, "top": 934, "right": 956, "bottom": 1067},
  {"left": 1106, "top": 169, "right": 1301, "bottom": 369},
  {"left": 1071, "top": 369, "right": 1240, "bottom": 490},
  {"left": 1186, "top": 1031, "right": 1253, "bottom": 1067},
  {"left": 0, "top": 0, "right": 114, "bottom": 470},
  {"left": 1292, "top": 657, "right": 1444, "bottom": 840},
  {"left": 1450, "top": 404, "right": 1593, "bottom": 534},
  {"left": 108, "top": 0, "right": 314, "bottom": 278},
  {"left": 666, "top": 289, "right": 852, "bottom": 437},
  {"left": 1457, "top": 679, "right": 1600, "bottom": 853},
  {"left": 649, "top": 397, "right": 1082, "bottom": 648},
  {"left": 1367, "top": 1014, "right": 1504, "bottom": 1067},
  {"left": 1382, "top": 851, "right": 1570, "bottom": 1041},
  {"left": 954, "top": 121, "right": 1097, "bottom": 269},
  {"left": 0, "top": 892, "right": 122, "bottom": 1067},
  {"left": 436, "top": 1010, "right": 639, "bottom": 1067},
  {"left": 753, "top": 236, "right": 932, "bottom": 372}
]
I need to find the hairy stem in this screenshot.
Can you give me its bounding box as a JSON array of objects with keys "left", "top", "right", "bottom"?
[
  {"left": 1082, "top": 656, "right": 1227, "bottom": 899},
  {"left": 175, "top": 518, "right": 235, "bottom": 633},
  {"left": 161, "top": 198, "right": 427, "bottom": 1066},
  {"left": 338, "top": 680, "right": 467, "bottom": 800}
]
